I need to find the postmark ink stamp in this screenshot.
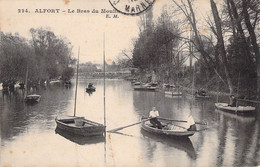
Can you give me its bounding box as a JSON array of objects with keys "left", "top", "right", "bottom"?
[{"left": 108, "top": 0, "right": 155, "bottom": 16}]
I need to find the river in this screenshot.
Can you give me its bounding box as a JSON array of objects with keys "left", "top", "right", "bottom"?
[{"left": 1, "top": 79, "right": 260, "bottom": 167}]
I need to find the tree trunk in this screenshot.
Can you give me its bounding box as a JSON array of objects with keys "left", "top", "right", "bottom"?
[
  {"left": 210, "top": 0, "right": 234, "bottom": 94},
  {"left": 242, "top": 0, "right": 260, "bottom": 97},
  {"left": 228, "top": 0, "right": 252, "bottom": 64}
]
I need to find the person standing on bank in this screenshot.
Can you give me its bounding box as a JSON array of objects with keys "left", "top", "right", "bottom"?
[{"left": 149, "top": 107, "right": 162, "bottom": 129}]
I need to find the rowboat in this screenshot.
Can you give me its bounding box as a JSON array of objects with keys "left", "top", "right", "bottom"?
[
  {"left": 215, "top": 103, "right": 256, "bottom": 116},
  {"left": 141, "top": 129, "right": 196, "bottom": 159},
  {"left": 55, "top": 116, "right": 105, "bottom": 137},
  {"left": 134, "top": 84, "right": 158, "bottom": 91},
  {"left": 185, "top": 93, "right": 210, "bottom": 99},
  {"left": 165, "top": 91, "right": 182, "bottom": 96},
  {"left": 55, "top": 127, "right": 105, "bottom": 145},
  {"left": 86, "top": 83, "right": 96, "bottom": 92},
  {"left": 133, "top": 82, "right": 141, "bottom": 85},
  {"left": 24, "top": 64, "right": 41, "bottom": 104},
  {"left": 86, "top": 87, "right": 96, "bottom": 92},
  {"left": 215, "top": 109, "right": 256, "bottom": 122},
  {"left": 195, "top": 94, "right": 211, "bottom": 99},
  {"left": 24, "top": 94, "right": 41, "bottom": 103},
  {"left": 134, "top": 86, "right": 158, "bottom": 91},
  {"left": 55, "top": 47, "right": 105, "bottom": 137},
  {"left": 140, "top": 117, "right": 196, "bottom": 137}
]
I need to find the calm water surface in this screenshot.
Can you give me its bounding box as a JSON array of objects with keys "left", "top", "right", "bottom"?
[{"left": 1, "top": 79, "right": 260, "bottom": 167}]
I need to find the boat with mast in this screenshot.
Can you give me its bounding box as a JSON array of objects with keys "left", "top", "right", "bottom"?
[
  {"left": 164, "top": 45, "right": 182, "bottom": 97},
  {"left": 24, "top": 64, "right": 41, "bottom": 103},
  {"left": 55, "top": 47, "right": 106, "bottom": 137}
]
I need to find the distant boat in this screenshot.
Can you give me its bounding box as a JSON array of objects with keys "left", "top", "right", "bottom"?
[
  {"left": 24, "top": 94, "right": 41, "bottom": 103},
  {"left": 86, "top": 87, "right": 96, "bottom": 92},
  {"left": 64, "top": 80, "right": 72, "bottom": 85},
  {"left": 185, "top": 93, "right": 211, "bottom": 99},
  {"left": 24, "top": 65, "right": 41, "bottom": 104},
  {"left": 86, "top": 83, "right": 96, "bottom": 92},
  {"left": 49, "top": 79, "right": 62, "bottom": 84},
  {"left": 133, "top": 82, "right": 141, "bottom": 85},
  {"left": 194, "top": 94, "right": 211, "bottom": 99},
  {"left": 55, "top": 47, "right": 105, "bottom": 137},
  {"left": 165, "top": 91, "right": 182, "bottom": 96},
  {"left": 134, "top": 83, "right": 158, "bottom": 91},
  {"left": 215, "top": 103, "right": 256, "bottom": 116},
  {"left": 140, "top": 117, "right": 196, "bottom": 137}
]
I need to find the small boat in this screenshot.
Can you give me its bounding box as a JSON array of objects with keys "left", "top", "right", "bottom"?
[
  {"left": 55, "top": 116, "right": 105, "bottom": 137},
  {"left": 24, "top": 94, "right": 41, "bottom": 103},
  {"left": 133, "top": 82, "right": 141, "bottom": 85},
  {"left": 86, "top": 87, "right": 96, "bottom": 92},
  {"left": 130, "top": 79, "right": 137, "bottom": 83},
  {"left": 141, "top": 129, "right": 196, "bottom": 159},
  {"left": 165, "top": 91, "right": 182, "bottom": 96},
  {"left": 64, "top": 80, "right": 71, "bottom": 85},
  {"left": 49, "top": 79, "right": 61, "bottom": 84},
  {"left": 215, "top": 103, "right": 256, "bottom": 116},
  {"left": 141, "top": 117, "right": 196, "bottom": 137},
  {"left": 24, "top": 65, "right": 41, "bottom": 104},
  {"left": 134, "top": 83, "right": 158, "bottom": 91},
  {"left": 194, "top": 94, "right": 211, "bottom": 99},
  {"left": 86, "top": 83, "right": 96, "bottom": 92},
  {"left": 215, "top": 109, "right": 256, "bottom": 122},
  {"left": 55, "top": 127, "right": 105, "bottom": 145},
  {"left": 56, "top": 47, "right": 105, "bottom": 137}
]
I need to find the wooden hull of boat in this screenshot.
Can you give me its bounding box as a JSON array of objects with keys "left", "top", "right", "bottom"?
[
  {"left": 86, "top": 88, "right": 96, "bottom": 92},
  {"left": 24, "top": 95, "right": 41, "bottom": 103},
  {"left": 134, "top": 87, "right": 158, "bottom": 91},
  {"left": 141, "top": 118, "right": 195, "bottom": 137},
  {"left": 194, "top": 95, "right": 211, "bottom": 99},
  {"left": 215, "top": 103, "right": 256, "bottom": 116},
  {"left": 55, "top": 127, "right": 105, "bottom": 145},
  {"left": 133, "top": 82, "right": 141, "bottom": 85},
  {"left": 141, "top": 129, "right": 196, "bottom": 159},
  {"left": 55, "top": 116, "right": 105, "bottom": 137},
  {"left": 165, "top": 91, "right": 182, "bottom": 96}
]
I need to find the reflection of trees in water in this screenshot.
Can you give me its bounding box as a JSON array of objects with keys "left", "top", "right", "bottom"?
[
  {"left": 214, "top": 111, "right": 258, "bottom": 166},
  {"left": 1, "top": 85, "right": 74, "bottom": 142}
]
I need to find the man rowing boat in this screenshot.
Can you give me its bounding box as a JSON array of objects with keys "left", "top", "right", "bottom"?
[{"left": 149, "top": 107, "right": 162, "bottom": 129}]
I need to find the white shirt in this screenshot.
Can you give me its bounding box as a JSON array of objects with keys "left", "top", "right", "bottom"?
[
  {"left": 184, "top": 115, "right": 195, "bottom": 129},
  {"left": 149, "top": 110, "right": 159, "bottom": 118},
  {"left": 187, "top": 115, "right": 195, "bottom": 125}
]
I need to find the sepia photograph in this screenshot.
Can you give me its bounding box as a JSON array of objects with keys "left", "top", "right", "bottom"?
[{"left": 0, "top": 0, "right": 260, "bottom": 166}]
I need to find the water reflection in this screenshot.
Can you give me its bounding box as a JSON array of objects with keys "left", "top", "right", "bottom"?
[
  {"left": 1, "top": 79, "right": 260, "bottom": 166},
  {"left": 55, "top": 127, "right": 105, "bottom": 145},
  {"left": 141, "top": 129, "right": 196, "bottom": 160}
]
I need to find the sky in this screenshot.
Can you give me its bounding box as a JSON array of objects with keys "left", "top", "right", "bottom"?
[{"left": 0, "top": 0, "right": 212, "bottom": 64}]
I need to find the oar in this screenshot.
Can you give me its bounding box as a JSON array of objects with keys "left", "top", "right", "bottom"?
[
  {"left": 107, "top": 118, "right": 152, "bottom": 133},
  {"left": 158, "top": 117, "right": 207, "bottom": 125}
]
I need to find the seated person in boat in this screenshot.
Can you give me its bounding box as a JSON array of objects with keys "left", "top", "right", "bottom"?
[
  {"left": 149, "top": 107, "right": 162, "bottom": 129},
  {"left": 88, "top": 83, "right": 93, "bottom": 88},
  {"left": 187, "top": 114, "right": 197, "bottom": 131},
  {"left": 198, "top": 88, "right": 206, "bottom": 96},
  {"left": 228, "top": 95, "right": 237, "bottom": 107}
]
